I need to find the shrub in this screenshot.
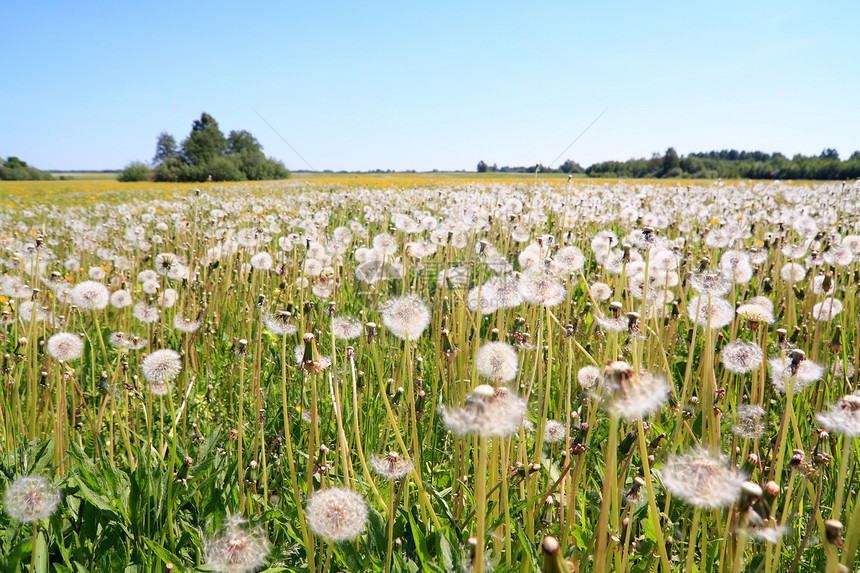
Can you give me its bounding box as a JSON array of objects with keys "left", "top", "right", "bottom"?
[{"left": 117, "top": 161, "right": 151, "bottom": 182}]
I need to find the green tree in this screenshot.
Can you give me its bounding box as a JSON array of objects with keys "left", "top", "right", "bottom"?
[
  {"left": 118, "top": 161, "right": 151, "bottom": 182},
  {"left": 226, "top": 130, "right": 263, "bottom": 156},
  {"left": 153, "top": 132, "right": 178, "bottom": 164},
  {"left": 181, "top": 112, "right": 226, "bottom": 165},
  {"left": 477, "top": 160, "right": 488, "bottom": 173},
  {"left": 559, "top": 159, "right": 584, "bottom": 174},
  {"left": 661, "top": 147, "right": 680, "bottom": 176}
]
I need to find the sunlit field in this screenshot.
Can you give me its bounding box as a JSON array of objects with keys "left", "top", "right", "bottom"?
[{"left": 1, "top": 176, "right": 859, "bottom": 573}]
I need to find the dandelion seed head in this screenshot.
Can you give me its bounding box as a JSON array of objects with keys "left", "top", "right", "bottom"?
[
  {"left": 661, "top": 448, "right": 746, "bottom": 508},
  {"left": 780, "top": 263, "right": 806, "bottom": 283},
  {"left": 263, "top": 311, "right": 297, "bottom": 336},
  {"left": 518, "top": 270, "right": 566, "bottom": 307},
  {"left": 306, "top": 487, "right": 369, "bottom": 542},
  {"left": 331, "top": 316, "right": 363, "bottom": 340},
  {"left": 604, "top": 369, "right": 669, "bottom": 421},
  {"left": 815, "top": 393, "right": 860, "bottom": 437},
  {"left": 577, "top": 365, "right": 601, "bottom": 390},
  {"left": 370, "top": 451, "right": 414, "bottom": 480},
  {"left": 141, "top": 349, "right": 182, "bottom": 384},
  {"left": 203, "top": 519, "right": 270, "bottom": 573},
  {"left": 736, "top": 304, "right": 775, "bottom": 326},
  {"left": 173, "top": 313, "right": 201, "bottom": 333},
  {"left": 768, "top": 354, "right": 823, "bottom": 393},
  {"left": 46, "top": 332, "right": 84, "bottom": 362},
  {"left": 543, "top": 420, "right": 566, "bottom": 444},
  {"left": 589, "top": 282, "right": 613, "bottom": 302},
  {"left": 3, "top": 475, "right": 61, "bottom": 523},
  {"left": 475, "top": 341, "right": 519, "bottom": 383},
  {"left": 812, "top": 298, "right": 843, "bottom": 321},
  {"left": 133, "top": 302, "right": 160, "bottom": 324},
  {"left": 442, "top": 385, "right": 527, "bottom": 437},
  {"left": 69, "top": 280, "right": 109, "bottom": 311},
  {"left": 249, "top": 252, "right": 273, "bottom": 271},
  {"left": 381, "top": 294, "right": 431, "bottom": 340},
  {"left": 110, "top": 289, "right": 133, "bottom": 309},
  {"left": 730, "top": 404, "right": 767, "bottom": 439},
  {"left": 687, "top": 295, "right": 734, "bottom": 329},
  {"left": 690, "top": 272, "right": 732, "bottom": 296},
  {"left": 720, "top": 340, "right": 764, "bottom": 374}
]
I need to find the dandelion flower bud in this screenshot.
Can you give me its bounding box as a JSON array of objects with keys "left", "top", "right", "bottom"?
[
  {"left": 306, "top": 487, "right": 369, "bottom": 542},
  {"left": 46, "top": 332, "right": 84, "bottom": 362},
  {"left": 4, "top": 475, "right": 61, "bottom": 523}
]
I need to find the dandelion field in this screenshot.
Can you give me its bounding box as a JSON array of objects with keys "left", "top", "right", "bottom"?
[{"left": 1, "top": 177, "right": 859, "bottom": 573}]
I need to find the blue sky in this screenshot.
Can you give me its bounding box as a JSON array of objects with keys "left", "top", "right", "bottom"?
[{"left": 1, "top": 1, "right": 858, "bottom": 171}]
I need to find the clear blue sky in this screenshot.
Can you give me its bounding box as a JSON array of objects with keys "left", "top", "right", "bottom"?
[{"left": 2, "top": 1, "right": 858, "bottom": 172}]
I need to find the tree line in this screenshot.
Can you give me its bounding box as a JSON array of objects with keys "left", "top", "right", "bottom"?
[
  {"left": 478, "top": 147, "right": 860, "bottom": 180},
  {"left": 119, "top": 113, "right": 289, "bottom": 182},
  {"left": 0, "top": 157, "right": 53, "bottom": 181}
]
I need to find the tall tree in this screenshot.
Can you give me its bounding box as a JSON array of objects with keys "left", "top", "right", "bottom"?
[
  {"left": 153, "top": 132, "right": 178, "bottom": 164},
  {"left": 181, "top": 113, "right": 226, "bottom": 165},
  {"left": 226, "top": 130, "right": 263, "bottom": 156},
  {"left": 662, "top": 147, "right": 680, "bottom": 175}
]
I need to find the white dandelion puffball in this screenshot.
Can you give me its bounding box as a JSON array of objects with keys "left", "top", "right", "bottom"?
[
  {"left": 815, "top": 394, "right": 860, "bottom": 437},
  {"left": 46, "top": 332, "right": 84, "bottom": 362},
  {"left": 577, "top": 365, "right": 602, "bottom": 390},
  {"left": 331, "top": 316, "right": 363, "bottom": 340},
  {"left": 687, "top": 295, "right": 734, "bottom": 329},
  {"left": 768, "top": 355, "right": 823, "bottom": 394},
  {"left": 381, "top": 294, "right": 431, "bottom": 340},
  {"left": 141, "top": 349, "right": 182, "bottom": 384},
  {"left": 475, "top": 341, "right": 519, "bottom": 383},
  {"left": 720, "top": 340, "right": 764, "bottom": 374},
  {"left": 306, "top": 487, "right": 369, "bottom": 542},
  {"left": 249, "top": 251, "right": 273, "bottom": 271},
  {"left": 203, "top": 518, "right": 270, "bottom": 573},
  {"left": 543, "top": 420, "right": 567, "bottom": 444},
  {"left": 370, "top": 452, "right": 414, "bottom": 480},
  {"left": 606, "top": 373, "right": 669, "bottom": 421},
  {"left": 442, "top": 386, "right": 527, "bottom": 437},
  {"left": 519, "top": 271, "right": 566, "bottom": 307},
  {"left": 4, "top": 475, "right": 61, "bottom": 523},
  {"left": 69, "top": 280, "right": 110, "bottom": 310},
  {"left": 110, "top": 289, "right": 133, "bottom": 309},
  {"left": 661, "top": 449, "right": 746, "bottom": 509}
]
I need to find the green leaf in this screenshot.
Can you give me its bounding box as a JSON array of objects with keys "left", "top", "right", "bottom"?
[
  {"left": 407, "top": 508, "right": 431, "bottom": 569},
  {"left": 34, "top": 529, "right": 48, "bottom": 573},
  {"left": 142, "top": 538, "right": 186, "bottom": 572}
]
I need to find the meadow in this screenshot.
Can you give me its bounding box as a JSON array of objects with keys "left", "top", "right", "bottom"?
[{"left": 0, "top": 176, "right": 858, "bottom": 573}]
